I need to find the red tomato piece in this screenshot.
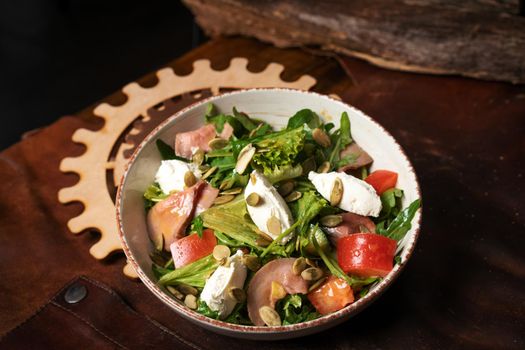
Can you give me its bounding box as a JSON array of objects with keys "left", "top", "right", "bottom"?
[
  {"left": 337, "top": 233, "right": 397, "bottom": 277},
  {"left": 307, "top": 275, "right": 354, "bottom": 315},
  {"left": 170, "top": 229, "right": 217, "bottom": 268},
  {"left": 365, "top": 170, "right": 398, "bottom": 195}
]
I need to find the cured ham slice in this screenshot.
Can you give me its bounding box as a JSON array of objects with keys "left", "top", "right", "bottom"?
[
  {"left": 247, "top": 258, "right": 308, "bottom": 326},
  {"left": 324, "top": 212, "right": 376, "bottom": 246},
  {"left": 147, "top": 182, "right": 204, "bottom": 250},
  {"left": 338, "top": 142, "right": 373, "bottom": 173},
  {"left": 194, "top": 183, "right": 219, "bottom": 216},
  {"left": 175, "top": 124, "right": 216, "bottom": 159}
]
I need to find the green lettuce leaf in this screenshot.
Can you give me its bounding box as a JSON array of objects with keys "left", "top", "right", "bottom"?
[
  {"left": 264, "top": 164, "right": 303, "bottom": 184},
  {"left": 143, "top": 183, "right": 168, "bottom": 210},
  {"left": 275, "top": 294, "right": 320, "bottom": 325},
  {"left": 286, "top": 109, "right": 321, "bottom": 129},
  {"left": 159, "top": 255, "right": 218, "bottom": 288}
]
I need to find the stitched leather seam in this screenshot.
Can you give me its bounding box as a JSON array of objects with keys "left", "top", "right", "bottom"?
[{"left": 51, "top": 301, "right": 128, "bottom": 349}]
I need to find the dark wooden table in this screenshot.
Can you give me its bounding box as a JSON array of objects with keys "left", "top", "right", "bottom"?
[{"left": 1, "top": 37, "right": 524, "bottom": 349}]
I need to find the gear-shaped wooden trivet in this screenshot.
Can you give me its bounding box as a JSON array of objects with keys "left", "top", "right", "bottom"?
[{"left": 58, "top": 58, "right": 316, "bottom": 278}]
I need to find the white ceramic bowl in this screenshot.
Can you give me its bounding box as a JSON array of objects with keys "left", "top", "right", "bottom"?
[{"left": 116, "top": 88, "right": 421, "bottom": 340}]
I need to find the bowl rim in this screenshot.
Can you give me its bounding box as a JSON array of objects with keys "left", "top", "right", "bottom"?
[{"left": 116, "top": 87, "right": 422, "bottom": 335}]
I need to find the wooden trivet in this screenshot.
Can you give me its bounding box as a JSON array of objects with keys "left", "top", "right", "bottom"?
[{"left": 58, "top": 58, "right": 316, "bottom": 278}]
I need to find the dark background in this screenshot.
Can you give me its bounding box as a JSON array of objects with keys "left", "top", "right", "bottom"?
[{"left": 0, "top": 0, "right": 203, "bottom": 150}]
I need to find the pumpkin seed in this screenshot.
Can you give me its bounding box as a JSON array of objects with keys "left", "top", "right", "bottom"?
[
  {"left": 250, "top": 173, "right": 257, "bottom": 185},
  {"left": 242, "top": 255, "right": 261, "bottom": 272},
  {"left": 246, "top": 192, "right": 261, "bottom": 206},
  {"left": 292, "top": 257, "right": 307, "bottom": 276},
  {"left": 177, "top": 284, "right": 198, "bottom": 296},
  {"left": 302, "top": 157, "right": 316, "bottom": 175},
  {"left": 301, "top": 267, "right": 324, "bottom": 281},
  {"left": 271, "top": 281, "right": 287, "bottom": 301},
  {"left": 213, "top": 245, "right": 230, "bottom": 261},
  {"left": 201, "top": 166, "right": 218, "bottom": 180},
  {"left": 235, "top": 143, "right": 255, "bottom": 175},
  {"left": 219, "top": 179, "right": 233, "bottom": 191},
  {"left": 184, "top": 171, "right": 197, "bottom": 187},
  {"left": 213, "top": 195, "right": 235, "bottom": 205},
  {"left": 192, "top": 149, "right": 205, "bottom": 166},
  {"left": 284, "top": 191, "right": 302, "bottom": 203},
  {"left": 228, "top": 287, "right": 246, "bottom": 303},
  {"left": 259, "top": 306, "right": 281, "bottom": 327},
  {"left": 277, "top": 181, "right": 294, "bottom": 197},
  {"left": 166, "top": 286, "right": 184, "bottom": 300},
  {"left": 312, "top": 128, "right": 331, "bottom": 147},
  {"left": 330, "top": 177, "right": 344, "bottom": 206},
  {"left": 255, "top": 237, "right": 271, "bottom": 247},
  {"left": 208, "top": 137, "right": 228, "bottom": 150},
  {"left": 305, "top": 258, "right": 318, "bottom": 268},
  {"left": 319, "top": 214, "right": 343, "bottom": 227},
  {"left": 266, "top": 216, "right": 282, "bottom": 236},
  {"left": 317, "top": 161, "right": 331, "bottom": 173},
  {"left": 221, "top": 187, "right": 242, "bottom": 195},
  {"left": 308, "top": 277, "right": 327, "bottom": 292},
  {"left": 184, "top": 294, "right": 197, "bottom": 310},
  {"left": 199, "top": 164, "right": 210, "bottom": 172}
]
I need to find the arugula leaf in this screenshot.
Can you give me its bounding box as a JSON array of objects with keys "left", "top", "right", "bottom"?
[
  {"left": 206, "top": 114, "right": 244, "bottom": 135},
  {"left": 159, "top": 255, "right": 218, "bottom": 288},
  {"left": 232, "top": 107, "right": 258, "bottom": 131},
  {"left": 378, "top": 199, "right": 421, "bottom": 242},
  {"left": 275, "top": 294, "right": 320, "bottom": 325},
  {"left": 204, "top": 103, "right": 217, "bottom": 118},
  {"left": 143, "top": 183, "right": 168, "bottom": 209},
  {"left": 190, "top": 216, "right": 204, "bottom": 238},
  {"left": 196, "top": 300, "right": 220, "bottom": 319},
  {"left": 327, "top": 112, "right": 353, "bottom": 169},
  {"left": 156, "top": 139, "right": 188, "bottom": 161},
  {"left": 339, "top": 111, "right": 352, "bottom": 147},
  {"left": 287, "top": 109, "right": 321, "bottom": 129},
  {"left": 223, "top": 302, "right": 252, "bottom": 325},
  {"left": 152, "top": 264, "right": 173, "bottom": 280}
]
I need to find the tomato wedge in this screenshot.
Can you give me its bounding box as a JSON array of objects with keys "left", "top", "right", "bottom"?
[
  {"left": 170, "top": 229, "right": 217, "bottom": 268},
  {"left": 365, "top": 170, "right": 398, "bottom": 195},
  {"left": 307, "top": 275, "right": 354, "bottom": 315},
  {"left": 337, "top": 233, "right": 397, "bottom": 277}
]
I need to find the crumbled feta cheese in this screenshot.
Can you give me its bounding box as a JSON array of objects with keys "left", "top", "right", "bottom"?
[{"left": 154, "top": 159, "right": 201, "bottom": 194}]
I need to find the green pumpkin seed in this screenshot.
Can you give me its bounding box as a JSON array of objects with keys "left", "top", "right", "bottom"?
[
  {"left": 201, "top": 166, "right": 218, "bottom": 180},
  {"left": 221, "top": 187, "right": 242, "bottom": 195},
  {"left": 319, "top": 214, "right": 343, "bottom": 227},
  {"left": 208, "top": 137, "right": 228, "bottom": 150},
  {"left": 301, "top": 267, "right": 324, "bottom": 281},
  {"left": 317, "top": 161, "right": 331, "bottom": 173},
  {"left": 308, "top": 277, "right": 327, "bottom": 292},
  {"left": 192, "top": 149, "right": 205, "bottom": 166},
  {"left": 199, "top": 164, "right": 211, "bottom": 172},
  {"left": 213, "top": 245, "right": 231, "bottom": 261},
  {"left": 330, "top": 177, "right": 344, "bottom": 206},
  {"left": 242, "top": 255, "right": 262, "bottom": 272},
  {"left": 312, "top": 128, "right": 331, "bottom": 148},
  {"left": 235, "top": 143, "right": 255, "bottom": 175},
  {"left": 302, "top": 157, "right": 316, "bottom": 175},
  {"left": 292, "top": 257, "right": 307, "bottom": 276},
  {"left": 266, "top": 216, "right": 282, "bottom": 236},
  {"left": 259, "top": 306, "right": 281, "bottom": 327},
  {"left": 184, "top": 294, "right": 197, "bottom": 310},
  {"left": 177, "top": 284, "right": 198, "bottom": 296},
  {"left": 228, "top": 287, "right": 246, "bottom": 303},
  {"left": 246, "top": 192, "right": 261, "bottom": 206},
  {"left": 184, "top": 171, "right": 197, "bottom": 187},
  {"left": 213, "top": 195, "right": 235, "bottom": 205},
  {"left": 284, "top": 191, "right": 302, "bottom": 203},
  {"left": 219, "top": 179, "right": 233, "bottom": 190},
  {"left": 166, "top": 286, "right": 184, "bottom": 300},
  {"left": 277, "top": 181, "right": 294, "bottom": 197}
]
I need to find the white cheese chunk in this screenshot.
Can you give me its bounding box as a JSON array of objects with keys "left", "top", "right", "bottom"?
[
  {"left": 244, "top": 170, "right": 294, "bottom": 243},
  {"left": 154, "top": 159, "right": 201, "bottom": 194},
  {"left": 200, "top": 250, "right": 247, "bottom": 319},
  {"left": 308, "top": 171, "right": 382, "bottom": 217}
]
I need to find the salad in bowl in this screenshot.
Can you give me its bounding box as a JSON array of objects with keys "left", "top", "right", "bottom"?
[{"left": 139, "top": 101, "right": 421, "bottom": 328}]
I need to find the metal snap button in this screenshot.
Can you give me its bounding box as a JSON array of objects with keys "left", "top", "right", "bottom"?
[{"left": 64, "top": 283, "right": 87, "bottom": 304}]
